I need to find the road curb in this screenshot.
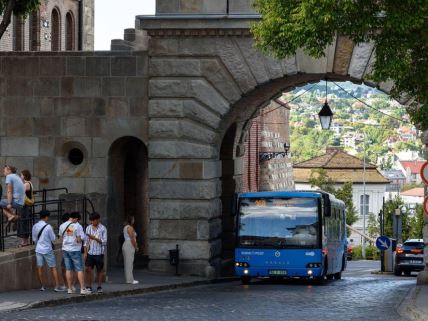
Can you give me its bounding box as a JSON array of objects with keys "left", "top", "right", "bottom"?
[
  {"left": 398, "top": 286, "right": 428, "bottom": 321},
  {"left": 6, "top": 277, "right": 239, "bottom": 313}
]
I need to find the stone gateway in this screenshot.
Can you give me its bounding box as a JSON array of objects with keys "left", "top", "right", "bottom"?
[{"left": 0, "top": 0, "right": 423, "bottom": 279}]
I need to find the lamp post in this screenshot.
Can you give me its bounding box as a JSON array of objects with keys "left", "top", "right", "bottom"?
[{"left": 362, "top": 137, "right": 367, "bottom": 259}]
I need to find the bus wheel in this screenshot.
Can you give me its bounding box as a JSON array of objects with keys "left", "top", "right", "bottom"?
[
  {"left": 241, "top": 276, "right": 251, "bottom": 285},
  {"left": 334, "top": 272, "right": 342, "bottom": 280},
  {"left": 326, "top": 274, "right": 334, "bottom": 280},
  {"left": 314, "top": 277, "right": 325, "bottom": 285}
]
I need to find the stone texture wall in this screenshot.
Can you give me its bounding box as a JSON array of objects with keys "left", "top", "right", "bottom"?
[{"left": 156, "top": 0, "right": 257, "bottom": 15}]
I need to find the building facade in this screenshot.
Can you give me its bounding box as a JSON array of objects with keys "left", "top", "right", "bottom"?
[
  {"left": 293, "top": 147, "right": 390, "bottom": 246},
  {"left": 0, "top": 0, "right": 94, "bottom": 51},
  {"left": 243, "top": 99, "right": 293, "bottom": 192}
]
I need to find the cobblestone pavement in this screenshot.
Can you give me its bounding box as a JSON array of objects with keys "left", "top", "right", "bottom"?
[{"left": 0, "top": 261, "right": 415, "bottom": 321}]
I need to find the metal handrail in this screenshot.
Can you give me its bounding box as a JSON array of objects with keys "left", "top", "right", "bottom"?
[{"left": 0, "top": 194, "right": 95, "bottom": 251}]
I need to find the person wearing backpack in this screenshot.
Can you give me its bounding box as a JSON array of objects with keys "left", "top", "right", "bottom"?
[
  {"left": 59, "top": 211, "right": 90, "bottom": 295},
  {"left": 32, "top": 210, "right": 64, "bottom": 292}
]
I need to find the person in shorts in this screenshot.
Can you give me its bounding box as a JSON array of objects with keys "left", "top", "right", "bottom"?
[
  {"left": 32, "top": 210, "right": 64, "bottom": 292},
  {"left": 84, "top": 212, "right": 107, "bottom": 293},
  {"left": 0, "top": 165, "right": 25, "bottom": 228},
  {"left": 59, "top": 211, "right": 90, "bottom": 295}
]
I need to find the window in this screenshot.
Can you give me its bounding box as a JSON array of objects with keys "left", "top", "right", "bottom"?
[
  {"left": 51, "top": 8, "right": 61, "bottom": 51},
  {"left": 65, "top": 11, "right": 74, "bottom": 50},
  {"left": 360, "top": 194, "right": 369, "bottom": 216}
]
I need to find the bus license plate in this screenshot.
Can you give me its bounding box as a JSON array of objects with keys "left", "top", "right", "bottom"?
[{"left": 269, "top": 270, "right": 287, "bottom": 276}]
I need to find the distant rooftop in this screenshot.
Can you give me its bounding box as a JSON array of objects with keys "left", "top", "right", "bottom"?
[
  {"left": 400, "top": 188, "right": 424, "bottom": 197},
  {"left": 293, "top": 147, "right": 389, "bottom": 184}
]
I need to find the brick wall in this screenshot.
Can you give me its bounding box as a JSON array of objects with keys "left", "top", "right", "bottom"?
[
  {"left": 243, "top": 100, "right": 294, "bottom": 192},
  {"left": 0, "top": 0, "right": 93, "bottom": 52}
]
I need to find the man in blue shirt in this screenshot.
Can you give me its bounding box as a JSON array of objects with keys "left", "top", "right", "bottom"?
[
  {"left": 32, "top": 210, "right": 64, "bottom": 292},
  {"left": 0, "top": 165, "right": 25, "bottom": 226}
]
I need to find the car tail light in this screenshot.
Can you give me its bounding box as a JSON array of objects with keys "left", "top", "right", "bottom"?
[
  {"left": 411, "top": 249, "right": 422, "bottom": 254},
  {"left": 396, "top": 246, "right": 404, "bottom": 254}
]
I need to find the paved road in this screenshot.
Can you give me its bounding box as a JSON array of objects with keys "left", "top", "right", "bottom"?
[{"left": 0, "top": 261, "right": 415, "bottom": 321}]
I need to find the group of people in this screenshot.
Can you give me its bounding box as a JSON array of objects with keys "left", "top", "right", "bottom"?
[{"left": 1, "top": 165, "right": 141, "bottom": 294}]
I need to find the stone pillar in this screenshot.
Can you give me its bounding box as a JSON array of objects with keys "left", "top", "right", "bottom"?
[
  {"left": 155, "top": 0, "right": 257, "bottom": 15},
  {"left": 82, "top": 0, "right": 95, "bottom": 50},
  {"left": 417, "top": 130, "right": 428, "bottom": 285}
]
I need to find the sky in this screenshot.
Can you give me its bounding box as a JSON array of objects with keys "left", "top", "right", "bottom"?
[{"left": 95, "top": 0, "right": 155, "bottom": 50}]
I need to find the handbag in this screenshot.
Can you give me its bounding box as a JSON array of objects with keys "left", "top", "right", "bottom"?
[{"left": 24, "top": 182, "right": 34, "bottom": 206}]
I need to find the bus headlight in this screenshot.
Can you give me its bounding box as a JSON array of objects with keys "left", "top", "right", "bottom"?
[
  {"left": 243, "top": 269, "right": 249, "bottom": 275},
  {"left": 235, "top": 262, "right": 250, "bottom": 268},
  {"left": 307, "top": 270, "right": 313, "bottom": 276}
]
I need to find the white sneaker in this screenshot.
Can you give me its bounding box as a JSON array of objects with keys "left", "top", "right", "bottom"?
[
  {"left": 80, "top": 288, "right": 91, "bottom": 295},
  {"left": 40, "top": 286, "right": 45, "bottom": 291},
  {"left": 132, "top": 280, "right": 139, "bottom": 285},
  {"left": 67, "top": 288, "right": 76, "bottom": 294},
  {"left": 54, "top": 287, "right": 65, "bottom": 292}
]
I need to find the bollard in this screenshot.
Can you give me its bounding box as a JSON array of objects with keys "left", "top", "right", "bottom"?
[{"left": 169, "top": 244, "right": 180, "bottom": 276}]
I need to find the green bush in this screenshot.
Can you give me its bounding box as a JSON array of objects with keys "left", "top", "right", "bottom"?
[{"left": 351, "top": 245, "right": 380, "bottom": 260}]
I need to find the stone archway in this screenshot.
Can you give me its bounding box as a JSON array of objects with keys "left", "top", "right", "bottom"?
[
  {"left": 141, "top": 13, "right": 413, "bottom": 277},
  {"left": 107, "top": 137, "right": 149, "bottom": 266}
]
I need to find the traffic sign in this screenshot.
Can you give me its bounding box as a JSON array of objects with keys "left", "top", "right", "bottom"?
[
  {"left": 424, "top": 196, "right": 428, "bottom": 216},
  {"left": 420, "top": 161, "right": 428, "bottom": 185},
  {"left": 376, "top": 236, "right": 391, "bottom": 251}
]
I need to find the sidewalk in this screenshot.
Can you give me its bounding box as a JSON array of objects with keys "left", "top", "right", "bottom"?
[
  {"left": 0, "top": 268, "right": 214, "bottom": 313},
  {"left": 399, "top": 285, "right": 428, "bottom": 321}
]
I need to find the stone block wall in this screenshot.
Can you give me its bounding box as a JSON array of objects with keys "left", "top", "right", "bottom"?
[{"left": 0, "top": 51, "right": 148, "bottom": 265}]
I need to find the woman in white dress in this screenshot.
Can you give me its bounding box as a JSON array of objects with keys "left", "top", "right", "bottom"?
[{"left": 122, "top": 216, "right": 139, "bottom": 284}]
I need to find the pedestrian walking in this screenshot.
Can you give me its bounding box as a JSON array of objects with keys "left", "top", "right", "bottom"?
[
  {"left": 17, "top": 169, "right": 34, "bottom": 246},
  {"left": 32, "top": 210, "right": 64, "bottom": 292},
  {"left": 59, "top": 211, "right": 90, "bottom": 295},
  {"left": 84, "top": 212, "right": 107, "bottom": 294},
  {"left": 122, "top": 216, "right": 139, "bottom": 284},
  {"left": 0, "top": 165, "right": 25, "bottom": 229}
]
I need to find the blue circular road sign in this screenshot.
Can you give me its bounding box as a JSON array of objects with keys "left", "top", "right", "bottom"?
[{"left": 376, "top": 236, "right": 391, "bottom": 251}]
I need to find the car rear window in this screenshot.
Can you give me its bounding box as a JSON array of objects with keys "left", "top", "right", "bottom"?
[{"left": 404, "top": 242, "right": 424, "bottom": 249}]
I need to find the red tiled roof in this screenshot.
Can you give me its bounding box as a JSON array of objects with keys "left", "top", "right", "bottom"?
[
  {"left": 400, "top": 161, "right": 425, "bottom": 174},
  {"left": 400, "top": 187, "right": 424, "bottom": 197}
]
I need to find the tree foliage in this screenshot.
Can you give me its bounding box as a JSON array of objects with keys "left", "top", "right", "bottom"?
[
  {"left": 309, "top": 168, "right": 359, "bottom": 234},
  {"left": 0, "top": 0, "right": 40, "bottom": 40},
  {"left": 252, "top": 0, "right": 428, "bottom": 129}
]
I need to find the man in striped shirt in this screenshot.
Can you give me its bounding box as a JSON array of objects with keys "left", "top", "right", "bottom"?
[{"left": 84, "top": 212, "right": 107, "bottom": 293}]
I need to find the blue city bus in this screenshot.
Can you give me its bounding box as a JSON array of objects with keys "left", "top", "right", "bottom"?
[{"left": 234, "top": 191, "right": 347, "bottom": 284}]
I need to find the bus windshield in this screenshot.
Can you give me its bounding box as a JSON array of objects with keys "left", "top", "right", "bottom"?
[{"left": 238, "top": 197, "right": 320, "bottom": 249}]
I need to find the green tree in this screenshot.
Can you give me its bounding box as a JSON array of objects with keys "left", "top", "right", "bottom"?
[
  {"left": 408, "top": 205, "right": 425, "bottom": 239},
  {"left": 0, "top": 0, "right": 40, "bottom": 40},
  {"left": 367, "top": 213, "right": 380, "bottom": 245},
  {"left": 252, "top": 0, "right": 428, "bottom": 129},
  {"left": 308, "top": 169, "right": 359, "bottom": 234}
]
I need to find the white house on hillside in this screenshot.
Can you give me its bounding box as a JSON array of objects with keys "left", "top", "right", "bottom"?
[{"left": 293, "top": 147, "right": 390, "bottom": 246}]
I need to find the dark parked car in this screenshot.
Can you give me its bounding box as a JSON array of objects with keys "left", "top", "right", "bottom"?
[{"left": 394, "top": 239, "right": 425, "bottom": 276}]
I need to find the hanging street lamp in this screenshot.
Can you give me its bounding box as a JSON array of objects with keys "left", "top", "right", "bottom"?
[
  {"left": 318, "top": 101, "right": 334, "bottom": 130},
  {"left": 318, "top": 79, "right": 334, "bottom": 130}
]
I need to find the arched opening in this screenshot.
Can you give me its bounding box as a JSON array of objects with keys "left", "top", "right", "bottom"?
[
  {"left": 51, "top": 8, "right": 61, "bottom": 51},
  {"left": 65, "top": 11, "right": 75, "bottom": 51},
  {"left": 219, "top": 123, "right": 238, "bottom": 276},
  {"left": 29, "top": 10, "right": 40, "bottom": 51},
  {"left": 107, "top": 137, "right": 149, "bottom": 268},
  {"left": 13, "top": 15, "right": 24, "bottom": 51}
]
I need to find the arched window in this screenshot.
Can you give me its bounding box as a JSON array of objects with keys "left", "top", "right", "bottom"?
[
  {"left": 51, "top": 8, "right": 61, "bottom": 51},
  {"left": 13, "top": 15, "right": 25, "bottom": 51},
  {"left": 29, "top": 10, "right": 40, "bottom": 51},
  {"left": 65, "top": 11, "right": 75, "bottom": 50}
]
